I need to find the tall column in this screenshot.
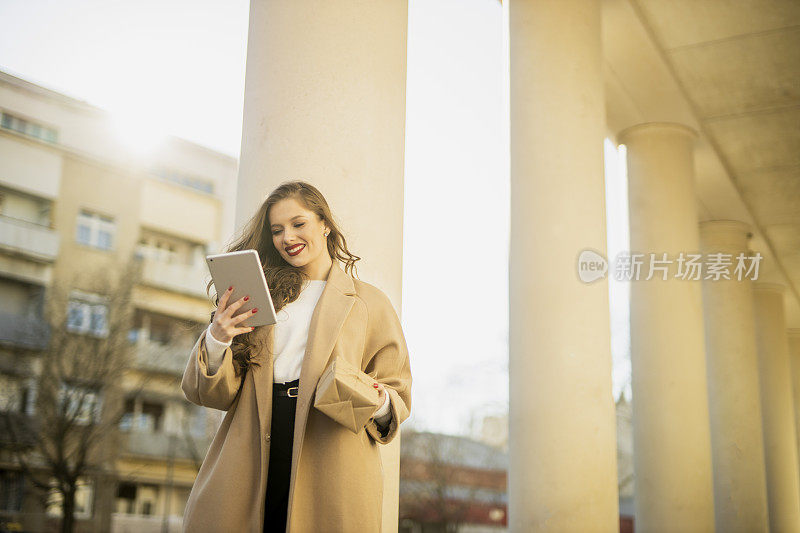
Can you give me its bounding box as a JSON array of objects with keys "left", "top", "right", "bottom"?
[
  {"left": 509, "top": 1, "right": 619, "bottom": 531},
  {"left": 753, "top": 284, "right": 800, "bottom": 532},
  {"left": 619, "top": 122, "right": 715, "bottom": 531},
  {"left": 699, "top": 220, "right": 768, "bottom": 532},
  {"left": 236, "top": 2, "right": 409, "bottom": 531},
  {"left": 790, "top": 329, "right": 800, "bottom": 490}
]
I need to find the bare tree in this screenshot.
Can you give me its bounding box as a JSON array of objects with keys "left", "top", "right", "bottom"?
[
  {"left": 400, "top": 429, "right": 502, "bottom": 533},
  {"left": 135, "top": 315, "right": 214, "bottom": 474},
  {"left": 1, "top": 258, "right": 148, "bottom": 533}
]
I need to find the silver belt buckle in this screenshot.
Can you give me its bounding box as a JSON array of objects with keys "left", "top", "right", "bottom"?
[{"left": 287, "top": 386, "right": 299, "bottom": 398}]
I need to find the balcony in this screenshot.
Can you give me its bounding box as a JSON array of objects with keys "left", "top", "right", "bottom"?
[
  {"left": 0, "top": 215, "right": 59, "bottom": 262},
  {"left": 120, "top": 429, "right": 209, "bottom": 460},
  {"left": 137, "top": 257, "right": 209, "bottom": 299},
  {"left": 0, "top": 134, "right": 62, "bottom": 199},
  {"left": 134, "top": 340, "right": 193, "bottom": 376},
  {"left": 139, "top": 178, "right": 220, "bottom": 243},
  {"left": 0, "top": 311, "right": 50, "bottom": 350},
  {"left": 111, "top": 514, "right": 183, "bottom": 533}
]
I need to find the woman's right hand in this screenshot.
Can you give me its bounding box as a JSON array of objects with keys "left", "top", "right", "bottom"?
[{"left": 209, "top": 286, "right": 258, "bottom": 344}]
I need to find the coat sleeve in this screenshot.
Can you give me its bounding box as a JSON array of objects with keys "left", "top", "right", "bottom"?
[
  {"left": 362, "top": 290, "right": 412, "bottom": 445},
  {"left": 181, "top": 329, "right": 243, "bottom": 411}
]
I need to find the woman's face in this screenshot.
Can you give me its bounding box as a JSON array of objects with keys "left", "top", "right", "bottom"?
[{"left": 269, "top": 197, "right": 330, "bottom": 272}]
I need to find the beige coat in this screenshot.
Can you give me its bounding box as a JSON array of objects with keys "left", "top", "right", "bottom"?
[{"left": 180, "top": 262, "right": 412, "bottom": 532}]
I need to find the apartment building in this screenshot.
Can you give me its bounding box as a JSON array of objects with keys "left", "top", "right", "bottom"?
[
  {"left": 0, "top": 70, "right": 237, "bottom": 532},
  {"left": 399, "top": 430, "right": 508, "bottom": 533}
]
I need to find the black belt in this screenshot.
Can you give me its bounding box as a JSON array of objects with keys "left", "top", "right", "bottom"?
[
  {"left": 274, "top": 380, "right": 300, "bottom": 398},
  {"left": 276, "top": 386, "right": 298, "bottom": 398}
]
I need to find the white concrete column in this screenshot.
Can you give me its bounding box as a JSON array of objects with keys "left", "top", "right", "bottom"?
[
  {"left": 619, "top": 122, "right": 715, "bottom": 531},
  {"left": 790, "top": 329, "right": 800, "bottom": 492},
  {"left": 509, "top": 1, "right": 619, "bottom": 531},
  {"left": 237, "top": 2, "right": 408, "bottom": 531},
  {"left": 753, "top": 284, "right": 800, "bottom": 532},
  {"left": 699, "top": 220, "right": 768, "bottom": 532}
]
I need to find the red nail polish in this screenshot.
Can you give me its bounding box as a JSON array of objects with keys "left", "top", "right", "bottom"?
[
  {"left": 244, "top": 296, "right": 249, "bottom": 301},
  {"left": 252, "top": 308, "right": 258, "bottom": 313},
  {"left": 228, "top": 286, "right": 233, "bottom": 291}
]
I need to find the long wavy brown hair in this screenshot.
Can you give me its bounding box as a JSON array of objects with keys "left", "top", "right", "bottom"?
[{"left": 206, "top": 180, "right": 361, "bottom": 375}]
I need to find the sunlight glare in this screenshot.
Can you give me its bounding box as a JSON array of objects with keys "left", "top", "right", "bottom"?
[{"left": 110, "top": 107, "right": 168, "bottom": 157}]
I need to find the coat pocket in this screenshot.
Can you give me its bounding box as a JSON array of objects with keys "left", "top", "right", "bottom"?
[{"left": 359, "top": 426, "right": 384, "bottom": 480}]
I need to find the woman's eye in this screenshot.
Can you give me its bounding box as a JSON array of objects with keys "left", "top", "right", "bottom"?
[{"left": 271, "top": 223, "right": 302, "bottom": 235}]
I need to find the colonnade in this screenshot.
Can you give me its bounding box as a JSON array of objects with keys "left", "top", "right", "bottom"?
[
  {"left": 509, "top": 1, "right": 800, "bottom": 532},
  {"left": 234, "top": 0, "right": 800, "bottom": 531}
]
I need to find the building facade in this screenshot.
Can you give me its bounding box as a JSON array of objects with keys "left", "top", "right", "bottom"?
[{"left": 0, "top": 70, "right": 237, "bottom": 532}]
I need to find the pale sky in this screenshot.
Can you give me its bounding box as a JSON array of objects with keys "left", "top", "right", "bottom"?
[{"left": 0, "top": 0, "right": 630, "bottom": 437}]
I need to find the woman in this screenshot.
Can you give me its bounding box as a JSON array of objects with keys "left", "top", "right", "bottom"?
[{"left": 180, "top": 181, "right": 413, "bottom": 533}]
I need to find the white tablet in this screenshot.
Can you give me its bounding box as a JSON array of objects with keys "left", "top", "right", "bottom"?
[{"left": 205, "top": 249, "right": 278, "bottom": 328}]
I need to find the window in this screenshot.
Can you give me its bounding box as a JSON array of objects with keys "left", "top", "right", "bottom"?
[
  {"left": 0, "top": 111, "right": 58, "bottom": 143},
  {"left": 116, "top": 482, "right": 136, "bottom": 514},
  {"left": 150, "top": 167, "right": 214, "bottom": 194},
  {"left": 127, "top": 328, "right": 140, "bottom": 344},
  {"left": 136, "top": 237, "right": 180, "bottom": 264},
  {"left": 46, "top": 477, "right": 94, "bottom": 518},
  {"left": 148, "top": 316, "right": 176, "bottom": 345},
  {"left": 75, "top": 210, "right": 115, "bottom": 250},
  {"left": 66, "top": 298, "right": 108, "bottom": 337},
  {"left": 89, "top": 305, "right": 108, "bottom": 334},
  {"left": 58, "top": 383, "right": 102, "bottom": 425},
  {"left": 0, "top": 375, "right": 31, "bottom": 413},
  {"left": 138, "top": 484, "right": 159, "bottom": 516},
  {"left": 139, "top": 402, "right": 164, "bottom": 433},
  {"left": 119, "top": 398, "right": 164, "bottom": 433},
  {"left": 12, "top": 117, "right": 26, "bottom": 134},
  {"left": 0, "top": 470, "right": 24, "bottom": 512},
  {"left": 119, "top": 398, "right": 135, "bottom": 432}
]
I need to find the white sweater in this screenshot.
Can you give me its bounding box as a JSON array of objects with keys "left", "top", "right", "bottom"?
[{"left": 204, "top": 279, "right": 392, "bottom": 425}]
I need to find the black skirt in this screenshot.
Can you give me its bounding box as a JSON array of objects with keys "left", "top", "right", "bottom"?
[{"left": 263, "top": 378, "right": 299, "bottom": 533}]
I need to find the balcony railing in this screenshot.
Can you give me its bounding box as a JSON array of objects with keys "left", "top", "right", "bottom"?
[
  {"left": 120, "top": 429, "right": 208, "bottom": 460},
  {"left": 137, "top": 257, "right": 209, "bottom": 299},
  {"left": 0, "top": 311, "right": 50, "bottom": 350},
  {"left": 0, "top": 215, "right": 59, "bottom": 262},
  {"left": 134, "top": 340, "right": 194, "bottom": 375},
  {"left": 111, "top": 513, "right": 183, "bottom": 533}
]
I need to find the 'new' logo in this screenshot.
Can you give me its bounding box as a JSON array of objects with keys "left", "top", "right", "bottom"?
[{"left": 577, "top": 249, "right": 608, "bottom": 283}]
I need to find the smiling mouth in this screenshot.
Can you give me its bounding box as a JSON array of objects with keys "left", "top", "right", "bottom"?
[{"left": 286, "top": 244, "right": 305, "bottom": 256}]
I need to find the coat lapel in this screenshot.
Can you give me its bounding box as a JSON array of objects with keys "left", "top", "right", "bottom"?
[{"left": 287, "top": 262, "right": 356, "bottom": 525}]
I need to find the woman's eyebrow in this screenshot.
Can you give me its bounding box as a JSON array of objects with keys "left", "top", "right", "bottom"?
[{"left": 271, "top": 215, "right": 307, "bottom": 228}]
